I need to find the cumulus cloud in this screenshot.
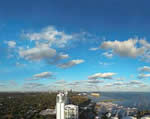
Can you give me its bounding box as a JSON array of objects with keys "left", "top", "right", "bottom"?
[
  {"left": 137, "top": 73, "right": 150, "bottom": 79},
  {"left": 67, "top": 81, "right": 80, "bottom": 86},
  {"left": 100, "top": 38, "right": 150, "bottom": 62},
  {"left": 138, "top": 39, "right": 150, "bottom": 62},
  {"left": 139, "top": 39, "right": 150, "bottom": 49},
  {"left": 104, "top": 82, "right": 122, "bottom": 87},
  {"left": 87, "top": 79, "right": 104, "bottom": 84},
  {"left": 19, "top": 42, "right": 71, "bottom": 67},
  {"left": 57, "top": 59, "right": 84, "bottom": 68},
  {"left": 104, "top": 83, "right": 113, "bottom": 87},
  {"left": 47, "top": 53, "right": 69, "bottom": 64},
  {"left": 33, "top": 72, "right": 54, "bottom": 79},
  {"left": 142, "top": 52, "right": 150, "bottom": 62},
  {"left": 19, "top": 43, "right": 56, "bottom": 61},
  {"left": 99, "top": 62, "right": 114, "bottom": 66},
  {"left": 127, "top": 80, "right": 147, "bottom": 88},
  {"left": 23, "top": 26, "right": 98, "bottom": 49},
  {"left": 113, "top": 81, "right": 125, "bottom": 86},
  {"left": 127, "top": 80, "right": 143, "bottom": 85},
  {"left": 102, "top": 52, "right": 113, "bottom": 58},
  {"left": 100, "top": 38, "right": 145, "bottom": 58},
  {"left": 88, "top": 72, "right": 116, "bottom": 79},
  {"left": 105, "top": 80, "right": 145, "bottom": 87},
  {"left": 57, "top": 54, "right": 69, "bottom": 59},
  {"left": 26, "top": 72, "right": 55, "bottom": 80},
  {"left": 89, "top": 47, "right": 99, "bottom": 51},
  {"left": 24, "top": 26, "right": 73, "bottom": 48},
  {"left": 19, "top": 41, "right": 80, "bottom": 69},
  {"left": 5, "top": 41, "right": 16, "bottom": 48},
  {"left": 138, "top": 66, "right": 150, "bottom": 72},
  {"left": 137, "top": 66, "right": 150, "bottom": 79},
  {"left": 19, "top": 26, "right": 86, "bottom": 69}
]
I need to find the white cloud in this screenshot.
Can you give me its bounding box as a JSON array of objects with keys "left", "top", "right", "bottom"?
[
  {"left": 33, "top": 72, "right": 54, "bottom": 79},
  {"left": 105, "top": 80, "right": 145, "bottom": 87},
  {"left": 102, "top": 52, "right": 113, "bottom": 58},
  {"left": 19, "top": 43, "right": 56, "bottom": 61},
  {"left": 138, "top": 73, "right": 150, "bottom": 79},
  {"left": 68, "top": 81, "right": 80, "bottom": 86},
  {"left": 5, "top": 41, "right": 16, "bottom": 48},
  {"left": 100, "top": 38, "right": 150, "bottom": 62},
  {"left": 104, "top": 83, "right": 113, "bottom": 87},
  {"left": 18, "top": 42, "right": 70, "bottom": 67},
  {"left": 19, "top": 26, "right": 86, "bottom": 68},
  {"left": 127, "top": 80, "right": 143, "bottom": 85},
  {"left": 139, "top": 39, "right": 150, "bottom": 49},
  {"left": 24, "top": 26, "right": 73, "bottom": 48},
  {"left": 48, "top": 53, "right": 69, "bottom": 64},
  {"left": 138, "top": 66, "right": 150, "bottom": 72},
  {"left": 99, "top": 62, "right": 113, "bottom": 66},
  {"left": 139, "top": 39, "right": 150, "bottom": 62},
  {"left": 104, "top": 82, "right": 124, "bottom": 87},
  {"left": 100, "top": 38, "right": 145, "bottom": 58},
  {"left": 113, "top": 81, "right": 125, "bottom": 86},
  {"left": 89, "top": 47, "right": 99, "bottom": 51},
  {"left": 87, "top": 79, "right": 104, "bottom": 84},
  {"left": 57, "top": 59, "right": 84, "bottom": 68},
  {"left": 88, "top": 72, "right": 116, "bottom": 79},
  {"left": 58, "top": 54, "right": 69, "bottom": 59},
  {"left": 137, "top": 66, "right": 150, "bottom": 79},
  {"left": 142, "top": 52, "right": 150, "bottom": 62}
]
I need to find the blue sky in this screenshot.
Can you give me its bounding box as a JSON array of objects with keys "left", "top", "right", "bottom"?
[{"left": 0, "top": 0, "right": 150, "bottom": 92}]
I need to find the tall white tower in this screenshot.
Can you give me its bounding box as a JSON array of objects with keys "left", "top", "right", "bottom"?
[
  {"left": 56, "top": 91, "right": 78, "bottom": 119},
  {"left": 56, "top": 92, "right": 66, "bottom": 119}
]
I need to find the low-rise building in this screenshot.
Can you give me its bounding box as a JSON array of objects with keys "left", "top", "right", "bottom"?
[
  {"left": 141, "top": 115, "right": 150, "bottom": 119},
  {"left": 64, "top": 104, "right": 78, "bottom": 119}
]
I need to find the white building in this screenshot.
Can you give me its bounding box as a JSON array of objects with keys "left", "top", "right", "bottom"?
[
  {"left": 111, "top": 117, "right": 119, "bottom": 119},
  {"left": 56, "top": 92, "right": 66, "bottom": 119},
  {"left": 56, "top": 92, "right": 78, "bottom": 119},
  {"left": 64, "top": 104, "right": 79, "bottom": 119},
  {"left": 141, "top": 115, "right": 150, "bottom": 119}
]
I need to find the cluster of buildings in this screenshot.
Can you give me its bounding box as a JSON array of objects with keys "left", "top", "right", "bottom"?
[
  {"left": 41, "top": 92, "right": 150, "bottom": 119},
  {"left": 96, "top": 102, "right": 137, "bottom": 119},
  {"left": 56, "top": 91, "right": 79, "bottom": 119},
  {"left": 95, "top": 102, "right": 150, "bottom": 119}
]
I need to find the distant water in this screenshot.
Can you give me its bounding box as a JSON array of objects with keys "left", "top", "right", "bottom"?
[{"left": 88, "top": 92, "right": 150, "bottom": 110}]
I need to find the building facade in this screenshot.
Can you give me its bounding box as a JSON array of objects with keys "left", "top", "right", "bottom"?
[
  {"left": 65, "top": 104, "right": 79, "bottom": 119},
  {"left": 56, "top": 92, "right": 78, "bottom": 119}
]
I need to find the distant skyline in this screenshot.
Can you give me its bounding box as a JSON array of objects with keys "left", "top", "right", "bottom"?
[{"left": 0, "top": 0, "right": 150, "bottom": 92}]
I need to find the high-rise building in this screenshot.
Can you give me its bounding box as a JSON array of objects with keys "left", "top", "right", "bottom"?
[
  {"left": 56, "top": 92, "right": 66, "bottom": 119},
  {"left": 56, "top": 92, "right": 78, "bottom": 119}
]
